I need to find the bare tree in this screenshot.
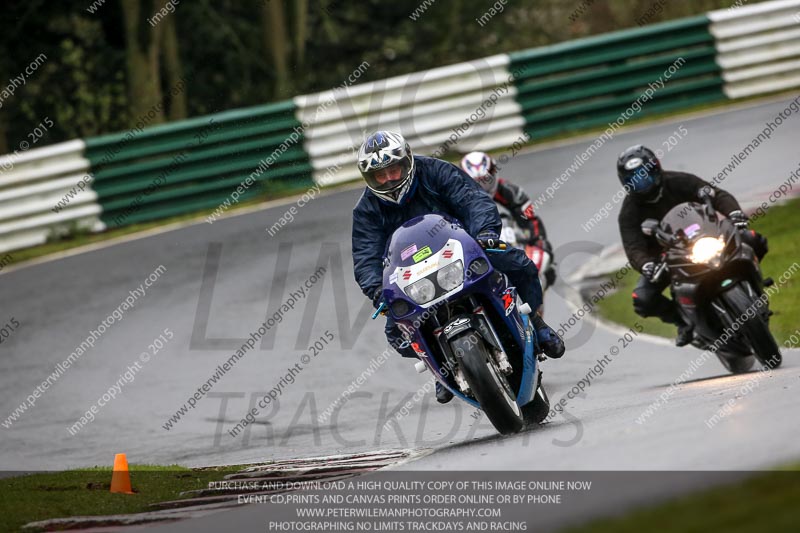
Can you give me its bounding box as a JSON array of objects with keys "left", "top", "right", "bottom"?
[
  {"left": 293, "top": 0, "right": 309, "bottom": 70},
  {"left": 261, "top": 0, "right": 291, "bottom": 97},
  {"left": 120, "top": 0, "right": 165, "bottom": 125},
  {"left": 162, "top": 15, "right": 187, "bottom": 120}
]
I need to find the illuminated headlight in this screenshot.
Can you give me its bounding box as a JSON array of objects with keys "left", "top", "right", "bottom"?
[
  {"left": 436, "top": 260, "right": 464, "bottom": 292},
  {"left": 690, "top": 237, "right": 725, "bottom": 265},
  {"left": 406, "top": 278, "right": 436, "bottom": 304}
]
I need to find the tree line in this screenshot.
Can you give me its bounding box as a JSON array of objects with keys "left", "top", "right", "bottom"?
[{"left": 0, "top": 0, "right": 747, "bottom": 153}]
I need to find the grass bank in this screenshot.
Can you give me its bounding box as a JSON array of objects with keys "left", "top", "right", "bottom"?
[
  {"left": 0, "top": 464, "right": 239, "bottom": 532},
  {"left": 567, "top": 464, "right": 800, "bottom": 533}
]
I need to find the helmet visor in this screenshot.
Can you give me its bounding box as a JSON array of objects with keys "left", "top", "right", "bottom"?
[
  {"left": 623, "top": 168, "right": 658, "bottom": 193},
  {"left": 363, "top": 159, "right": 412, "bottom": 192}
]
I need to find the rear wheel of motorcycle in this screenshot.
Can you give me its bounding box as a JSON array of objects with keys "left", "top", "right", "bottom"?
[
  {"left": 719, "top": 283, "right": 782, "bottom": 369},
  {"left": 522, "top": 383, "right": 550, "bottom": 425},
  {"left": 451, "top": 334, "right": 523, "bottom": 435}
]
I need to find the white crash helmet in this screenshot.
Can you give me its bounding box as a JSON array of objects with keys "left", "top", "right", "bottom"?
[
  {"left": 460, "top": 151, "right": 498, "bottom": 195},
  {"left": 357, "top": 130, "right": 415, "bottom": 204}
]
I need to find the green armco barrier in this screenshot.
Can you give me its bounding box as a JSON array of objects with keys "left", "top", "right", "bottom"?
[
  {"left": 510, "top": 16, "right": 714, "bottom": 76},
  {"left": 92, "top": 148, "right": 310, "bottom": 197},
  {"left": 509, "top": 15, "right": 725, "bottom": 140},
  {"left": 83, "top": 99, "right": 312, "bottom": 228},
  {"left": 84, "top": 100, "right": 298, "bottom": 163}
]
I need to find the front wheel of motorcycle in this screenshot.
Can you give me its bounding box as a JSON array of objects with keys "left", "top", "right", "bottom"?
[
  {"left": 718, "top": 282, "right": 782, "bottom": 369},
  {"left": 715, "top": 349, "right": 757, "bottom": 374},
  {"left": 451, "top": 334, "right": 524, "bottom": 435},
  {"left": 522, "top": 383, "right": 550, "bottom": 425}
]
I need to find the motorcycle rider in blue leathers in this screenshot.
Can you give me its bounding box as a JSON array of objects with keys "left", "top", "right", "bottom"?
[{"left": 352, "top": 131, "right": 565, "bottom": 404}]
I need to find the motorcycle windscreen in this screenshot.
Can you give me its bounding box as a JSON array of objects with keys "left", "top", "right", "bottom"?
[
  {"left": 661, "top": 202, "right": 721, "bottom": 241},
  {"left": 385, "top": 214, "right": 464, "bottom": 268}
]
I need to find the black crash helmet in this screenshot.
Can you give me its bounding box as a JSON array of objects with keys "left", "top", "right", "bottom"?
[{"left": 617, "top": 145, "right": 663, "bottom": 202}]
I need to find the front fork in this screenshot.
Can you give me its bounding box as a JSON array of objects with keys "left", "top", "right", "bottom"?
[
  {"left": 467, "top": 297, "right": 513, "bottom": 375},
  {"left": 433, "top": 296, "right": 515, "bottom": 395}
]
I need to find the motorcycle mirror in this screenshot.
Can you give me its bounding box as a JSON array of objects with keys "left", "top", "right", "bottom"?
[
  {"left": 641, "top": 219, "right": 660, "bottom": 236},
  {"left": 697, "top": 186, "right": 717, "bottom": 221},
  {"left": 655, "top": 228, "right": 676, "bottom": 248}
]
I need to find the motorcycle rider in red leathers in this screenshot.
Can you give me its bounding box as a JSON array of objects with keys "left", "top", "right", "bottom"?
[{"left": 461, "top": 151, "right": 556, "bottom": 288}]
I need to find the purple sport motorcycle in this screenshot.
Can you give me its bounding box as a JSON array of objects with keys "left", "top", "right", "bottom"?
[{"left": 374, "top": 214, "right": 550, "bottom": 435}]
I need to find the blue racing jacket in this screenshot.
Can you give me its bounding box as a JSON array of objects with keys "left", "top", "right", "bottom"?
[{"left": 352, "top": 155, "right": 502, "bottom": 297}]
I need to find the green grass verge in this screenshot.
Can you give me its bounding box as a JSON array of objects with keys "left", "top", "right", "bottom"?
[
  {"left": 5, "top": 463, "right": 799, "bottom": 533},
  {"left": 0, "top": 464, "right": 240, "bottom": 532},
  {"left": 596, "top": 197, "right": 800, "bottom": 343},
  {"left": 565, "top": 464, "right": 800, "bottom": 533}
]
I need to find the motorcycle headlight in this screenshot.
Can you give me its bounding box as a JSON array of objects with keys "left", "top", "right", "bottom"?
[
  {"left": 436, "top": 260, "right": 464, "bottom": 292},
  {"left": 690, "top": 237, "right": 725, "bottom": 264},
  {"left": 405, "top": 278, "right": 436, "bottom": 304}
]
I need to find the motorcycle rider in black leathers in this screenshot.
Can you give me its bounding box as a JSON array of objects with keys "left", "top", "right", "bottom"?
[
  {"left": 352, "top": 131, "right": 565, "bottom": 404},
  {"left": 460, "top": 151, "right": 557, "bottom": 288},
  {"left": 617, "top": 145, "right": 768, "bottom": 347}
]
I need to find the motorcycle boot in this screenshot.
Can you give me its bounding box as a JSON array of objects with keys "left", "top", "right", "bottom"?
[
  {"left": 532, "top": 314, "right": 565, "bottom": 358},
  {"left": 435, "top": 382, "right": 454, "bottom": 404}
]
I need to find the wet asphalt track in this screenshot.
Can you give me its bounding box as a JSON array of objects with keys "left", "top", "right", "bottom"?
[{"left": 1, "top": 97, "right": 799, "bottom": 485}]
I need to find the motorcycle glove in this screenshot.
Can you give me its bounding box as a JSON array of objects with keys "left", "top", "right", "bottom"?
[
  {"left": 728, "top": 210, "right": 748, "bottom": 229},
  {"left": 641, "top": 261, "right": 657, "bottom": 282},
  {"left": 476, "top": 230, "right": 504, "bottom": 250},
  {"left": 371, "top": 286, "right": 383, "bottom": 310}
]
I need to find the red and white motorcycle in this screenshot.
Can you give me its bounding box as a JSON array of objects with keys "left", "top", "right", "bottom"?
[{"left": 498, "top": 207, "right": 554, "bottom": 297}]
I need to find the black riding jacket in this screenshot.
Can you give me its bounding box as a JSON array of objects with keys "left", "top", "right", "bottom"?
[{"left": 618, "top": 171, "right": 741, "bottom": 272}]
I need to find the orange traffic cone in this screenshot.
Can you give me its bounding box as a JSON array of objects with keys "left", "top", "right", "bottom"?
[{"left": 110, "top": 453, "right": 134, "bottom": 494}]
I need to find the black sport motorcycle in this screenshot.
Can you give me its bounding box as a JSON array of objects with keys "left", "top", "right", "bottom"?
[{"left": 642, "top": 189, "right": 781, "bottom": 373}]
